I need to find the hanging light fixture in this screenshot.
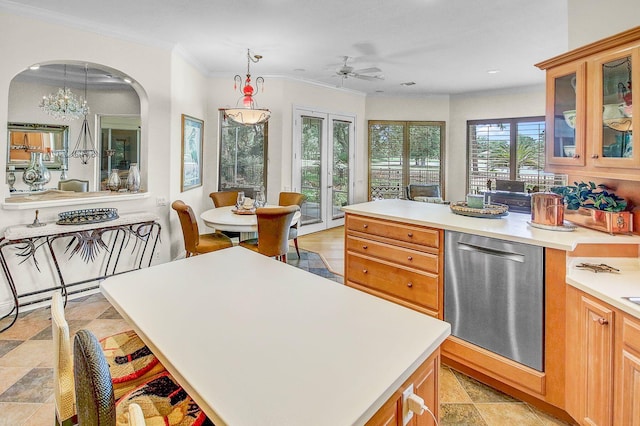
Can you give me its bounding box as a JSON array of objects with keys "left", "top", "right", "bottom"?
[
  {"left": 224, "top": 49, "right": 270, "bottom": 126},
  {"left": 70, "top": 65, "right": 98, "bottom": 164},
  {"left": 39, "top": 65, "right": 88, "bottom": 121}
]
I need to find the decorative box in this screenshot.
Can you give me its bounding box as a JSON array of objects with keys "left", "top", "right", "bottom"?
[{"left": 564, "top": 207, "right": 633, "bottom": 235}]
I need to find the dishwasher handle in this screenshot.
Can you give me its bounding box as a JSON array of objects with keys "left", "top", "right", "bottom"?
[{"left": 456, "top": 241, "right": 525, "bottom": 263}]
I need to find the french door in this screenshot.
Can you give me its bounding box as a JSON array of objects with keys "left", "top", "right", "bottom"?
[{"left": 293, "top": 108, "right": 355, "bottom": 234}]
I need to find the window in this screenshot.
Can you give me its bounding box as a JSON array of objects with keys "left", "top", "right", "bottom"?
[
  {"left": 467, "top": 117, "right": 566, "bottom": 193},
  {"left": 368, "top": 120, "right": 445, "bottom": 199},
  {"left": 218, "top": 112, "right": 268, "bottom": 195}
]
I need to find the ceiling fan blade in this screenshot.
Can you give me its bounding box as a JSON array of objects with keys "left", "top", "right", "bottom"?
[
  {"left": 352, "top": 73, "right": 384, "bottom": 81},
  {"left": 352, "top": 67, "right": 382, "bottom": 74}
]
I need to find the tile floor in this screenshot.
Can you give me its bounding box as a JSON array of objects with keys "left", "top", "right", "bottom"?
[{"left": 0, "top": 229, "right": 572, "bottom": 425}]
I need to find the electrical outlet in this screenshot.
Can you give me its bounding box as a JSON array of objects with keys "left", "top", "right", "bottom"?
[
  {"left": 402, "top": 383, "right": 414, "bottom": 426},
  {"left": 156, "top": 196, "right": 168, "bottom": 206}
]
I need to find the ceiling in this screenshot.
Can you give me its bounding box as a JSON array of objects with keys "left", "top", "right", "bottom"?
[{"left": 1, "top": 0, "right": 569, "bottom": 96}]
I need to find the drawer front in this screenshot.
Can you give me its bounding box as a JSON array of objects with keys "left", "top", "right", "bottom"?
[
  {"left": 346, "top": 235, "right": 439, "bottom": 274},
  {"left": 347, "top": 253, "right": 438, "bottom": 311},
  {"left": 347, "top": 215, "right": 439, "bottom": 248}
]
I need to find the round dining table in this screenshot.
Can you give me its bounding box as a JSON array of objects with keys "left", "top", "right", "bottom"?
[{"left": 200, "top": 205, "right": 301, "bottom": 241}]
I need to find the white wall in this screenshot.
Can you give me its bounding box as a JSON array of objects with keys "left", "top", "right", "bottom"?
[
  {"left": 448, "top": 85, "right": 546, "bottom": 201},
  {"left": 0, "top": 12, "right": 173, "bottom": 312}
]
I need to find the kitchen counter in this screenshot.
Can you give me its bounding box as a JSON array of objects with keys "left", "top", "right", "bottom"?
[
  {"left": 567, "top": 257, "right": 640, "bottom": 319},
  {"left": 343, "top": 199, "right": 640, "bottom": 321},
  {"left": 342, "top": 199, "right": 640, "bottom": 251},
  {"left": 101, "top": 247, "right": 450, "bottom": 425}
]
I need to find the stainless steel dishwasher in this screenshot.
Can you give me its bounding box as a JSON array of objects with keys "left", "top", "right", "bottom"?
[{"left": 444, "top": 230, "right": 544, "bottom": 371}]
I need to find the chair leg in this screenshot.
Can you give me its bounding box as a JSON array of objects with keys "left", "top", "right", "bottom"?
[
  {"left": 293, "top": 237, "right": 300, "bottom": 257},
  {"left": 281, "top": 254, "right": 287, "bottom": 263}
]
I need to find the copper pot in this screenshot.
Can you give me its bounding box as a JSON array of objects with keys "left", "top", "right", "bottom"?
[{"left": 531, "top": 192, "right": 564, "bottom": 226}]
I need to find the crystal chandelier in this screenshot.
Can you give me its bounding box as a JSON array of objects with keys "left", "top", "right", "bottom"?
[
  {"left": 224, "top": 49, "right": 271, "bottom": 126},
  {"left": 39, "top": 65, "right": 88, "bottom": 121},
  {"left": 70, "top": 65, "right": 98, "bottom": 164}
]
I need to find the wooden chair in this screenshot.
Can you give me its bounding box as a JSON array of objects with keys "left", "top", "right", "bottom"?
[
  {"left": 278, "top": 192, "right": 306, "bottom": 257},
  {"left": 239, "top": 205, "right": 300, "bottom": 262},
  {"left": 58, "top": 179, "right": 89, "bottom": 192},
  {"left": 172, "top": 200, "right": 233, "bottom": 257},
  {"left": 52, "top": 293, "right": 166, "bottom": 425},
  {"left": 406, "top": 183, "right": 441, "bottom": 200},
  {"left": 73, "top": 329, "right": 212, "bottom": 425},
  {"left": 209, "top": 191, "right": 238, "bottom": 207}
]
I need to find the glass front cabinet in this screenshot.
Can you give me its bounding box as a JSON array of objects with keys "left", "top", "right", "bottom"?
[{"left": 537, "top": 27, "right": 640, "bottom": 181}]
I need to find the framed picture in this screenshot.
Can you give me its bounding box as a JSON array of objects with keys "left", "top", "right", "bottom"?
[{"left": 181, "top": 114, "right": 204, "bottom": 192}]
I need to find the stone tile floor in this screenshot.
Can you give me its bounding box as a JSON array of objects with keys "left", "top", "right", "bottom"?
[{"left": 0, "top": 246, "right": 572, "bottom": 425}]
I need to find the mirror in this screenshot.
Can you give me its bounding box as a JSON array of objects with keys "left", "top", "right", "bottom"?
[
  {"left": 7, "top": 62, "right": 140, "bottom": 195},
  {"left": 7, "top": 122, "right": 68, "bottom": 170}
]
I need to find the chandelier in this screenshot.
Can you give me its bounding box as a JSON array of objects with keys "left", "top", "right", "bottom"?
[
  {"left": 70, "top": 65, "right": 98, "bottom": 164},
  {"left": 224, "top": 49, "right": 271, "bottom": 126},
  {"left": 39, "top": 65, "right": 88, "bottom": 121}
]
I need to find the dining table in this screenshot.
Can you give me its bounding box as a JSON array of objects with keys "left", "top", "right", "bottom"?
[
  {"left": 100, "top": 246, "right": 450, "bottom": 426},
  {"left": 200, "top": 205, "right": 301, "bottom": 241}
]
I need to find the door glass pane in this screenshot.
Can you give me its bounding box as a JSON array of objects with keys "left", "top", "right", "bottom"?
[
  {"left": 408, "top": 124, "right": 441, "bottom": 186},
  {"left": 219, "top": 116, "right": 267, "bottom": 195},
  {"left": 601, "top": 56, "right": 633, "bottom": 158},
  {"left": 332, "top": 120, "right": 350, "bottom": 220},
  {"left": 553, "top": 73, "right": 577, "bottom": 158},
  {"left": 369, "top": 123, "right": 403, "bottom": 199},
  {"left": 301, "top": 116, "right": 322, "bottom": 225}
]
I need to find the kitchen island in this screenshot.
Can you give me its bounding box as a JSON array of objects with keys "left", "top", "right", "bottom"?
[
  {"left": 342, "top": 199, "right": 640, "bottom": 423},
  {"left": 101, "top": 246, "right": 450, "bottom": 426}
]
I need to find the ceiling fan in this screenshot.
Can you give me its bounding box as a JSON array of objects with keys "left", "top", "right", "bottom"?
[{"left": 335, "top": 56, "right": 384, "bottom": 82}]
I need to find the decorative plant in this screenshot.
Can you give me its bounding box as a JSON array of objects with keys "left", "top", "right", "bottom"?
[{"left": 551, "top": 181, "right": 628, "bottom": 212}]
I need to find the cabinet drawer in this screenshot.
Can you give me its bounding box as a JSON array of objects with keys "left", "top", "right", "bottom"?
[
  {"left": 346, "top": 235, "right": 439, "bottom": 274},
  {"left": 347, "top": 215, "right": 439, "bottom": 248},
  {"left": 347, "top": 252, "right": 438, "bottom": 311}
]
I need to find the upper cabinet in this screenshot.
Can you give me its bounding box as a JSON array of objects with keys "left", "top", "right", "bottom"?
[{"left": 536, "top": 27, "right": 640, "bottom": 181}]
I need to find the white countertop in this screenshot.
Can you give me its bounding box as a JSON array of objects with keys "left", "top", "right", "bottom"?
[
  {"left": 101, "top": 247, "right": 450, "bottom": 426},
  {"left": 342, "top": 199, "right": 640, "bottom": 251},
  {"left": 343, "top": 199, "right": 640, "bottom": 320},
  {"left": 567, "top": 257, "right": 640, "bottom": 319}
]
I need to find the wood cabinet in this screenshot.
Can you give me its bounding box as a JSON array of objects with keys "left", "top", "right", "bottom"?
[
  {"left": 345, "top": 213, "right": 443, "bottom": 318},
  {"left": 536, "top": 27, "right": 640, "bottom": 180},
  {"left": 366, "top": 349, "right": 439, "bottom": 426},
  {"left": 615, "top": 313, "right": 640, "bottom": 425},
  {"left": 565, "top": 286, "right": 615, "bottom": 425}
]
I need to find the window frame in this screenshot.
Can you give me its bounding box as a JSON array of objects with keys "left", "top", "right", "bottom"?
[
  {"left": 466, "top": 116, "right": 565, "bottom": 194},
  {"left": 368, "top": 120, "right": 446, "bottom": 200}
]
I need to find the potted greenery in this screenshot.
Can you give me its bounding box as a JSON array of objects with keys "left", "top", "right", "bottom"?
[{"left": 550, "top": 181, "right": 632, "bottom": 234}]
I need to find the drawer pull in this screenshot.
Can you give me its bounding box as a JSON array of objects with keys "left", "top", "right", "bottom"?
[
  {"left": 407, "top": 282, "right": 413, "bottom": 288},
  {"left": 363, "top": 224, "right": 368, "bottom": 229},
  {"left": 362, "top": 245, "right": 368, "bottom": 250},
  {"left": 407, "top": 232, "right": 413, "bottom": 237},
  {"left": 596, "top": 317, "right": 609, "bottom": 325},
  {"left": 363, "top": 269, "right": 368, "bottom": 274},
  {"left": 407, "top": 256, "right": 413, "bottom": 261}
]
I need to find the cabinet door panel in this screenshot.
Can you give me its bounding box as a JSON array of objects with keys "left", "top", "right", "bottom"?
[
  {"left": 581, "top": 295, "right": 614, "bottom": 426},
  {"left": 590, "top": 47, "right": 640, "bottom": 170},
  {"left": 546, "top": 61, "right": 586, "bottom": 167}
]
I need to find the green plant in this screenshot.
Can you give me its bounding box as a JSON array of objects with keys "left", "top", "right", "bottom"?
[{"left": 551, "top": 181, "right": 627, "bottom": 212}]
